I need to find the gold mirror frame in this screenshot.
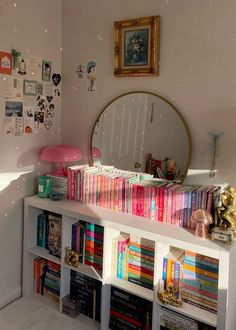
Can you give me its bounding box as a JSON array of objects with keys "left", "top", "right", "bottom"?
[{"left": 90, "top": 91, "right": 192, "bottom": 183}]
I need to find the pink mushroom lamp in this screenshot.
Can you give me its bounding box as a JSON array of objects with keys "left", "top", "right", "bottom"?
[{"left": 40, "top": 144, "right": 83, "bottom": 176}]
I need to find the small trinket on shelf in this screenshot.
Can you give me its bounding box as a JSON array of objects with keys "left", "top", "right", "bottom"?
[
  {"left": 157, "top": 283, "right": 182, "bottom": 308},
  {"left": 191, "top": 209, "right": 213, "bottom": 239},
  {"left": 64, "top": 247, "right": 81, "bottom": 267}
]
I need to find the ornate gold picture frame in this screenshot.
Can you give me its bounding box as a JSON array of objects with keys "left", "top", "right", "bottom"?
[{"left": 114, "top": 16, "right": 160, "bottom": 77}]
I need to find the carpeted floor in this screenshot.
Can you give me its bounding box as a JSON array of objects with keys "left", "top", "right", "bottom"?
[{"left": 0, "top": 296, "right": 100, "bottom": 330}]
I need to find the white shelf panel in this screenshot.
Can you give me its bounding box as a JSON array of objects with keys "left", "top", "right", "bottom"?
[
  {"left": 157, "top": 299, "right": 217, "bottom": 327},
  {"left": 62, "top": 262, "right": 102, "bottom": 281},
  {"left": 25, "top": 196, "right": 227, "bottom": 259},
  {"left": 29, "top": 246, "right": 61, "bottom": 265},
  {"left": 107, "top": 276, "right": 153, "bottom": 302}
]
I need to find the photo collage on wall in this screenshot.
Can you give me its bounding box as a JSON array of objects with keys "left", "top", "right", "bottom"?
[{"left": 0, "top": 49, "right": 61, "bottom": 136}]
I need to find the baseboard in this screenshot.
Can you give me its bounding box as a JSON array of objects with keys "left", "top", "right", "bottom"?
[{"left": 0, "top": 287, "right": 21, "bottom": 309}]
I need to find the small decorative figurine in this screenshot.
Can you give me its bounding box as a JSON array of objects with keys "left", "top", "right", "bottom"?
[
  {"left": 212, "top": 186, "right": 236, "bottom": 242},
  {"left": 191, "top": 209, "right": 213, "bottom": 239},
  {"left": 64, "top": 247, "right": 81, "bottom": 268},
  {"left": 157, "top": 283, "right": 182, "bottom": 308}
]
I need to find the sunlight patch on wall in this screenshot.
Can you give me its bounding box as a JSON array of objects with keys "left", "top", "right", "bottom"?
[{"left": 0, "top": 170, "right": 32, "bottom": 191}]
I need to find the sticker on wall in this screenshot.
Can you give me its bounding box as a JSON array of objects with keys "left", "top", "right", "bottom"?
[
  {"left": 44, "top": 120, "right": 52, "bottom": 130},
  {"left": 86, "top": 60, "right": 96, "bottom": 92},
  {"left": 0, "top": 51, "right": 12, "bottom": 75},
  {"left": 24, "top": 118, "right": 34, "bottom": 134},
  {"left": 52, "top": 73, "right": 61, "bottom": 97},
  {"left": 5, "top": 101, "right": 23, "bottom": 117},
  {"left": 42, "top": 60, "right": 52, "bottom": 82},
  {"left": 76, "top": 64, "right": 85, "bottom": 79},
  {"left": 28, "top": 55, "right": 42, "bottom": 80},
  {"left": 3, "top": 76, "right": 23, "bottom": 99},
  {"left": 47, "top": 95, "right": 53, "bottom": 103},
  {"left": 36, "top": 95, "right": 47, "bottom": 111},
  {"left": 34, "top": 111, "right": 44, "bottom": 129}
]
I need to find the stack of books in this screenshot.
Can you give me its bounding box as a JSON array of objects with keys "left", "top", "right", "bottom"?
[
  {"left": 109, "top": 286, "right": 152, "bottom": 330},
  {"left": 70, "top": 270, "right": 101, "bottom": 322},
  {"left": 62, "top": 294, "right": 81, "bottom": 318},
  {"left": 84, "top": 223, "right": 104, "bottom": 271},
  {"left": 162, "top": 247, "right": 185, "bottom": 297},
  {"left": 48, "top": 213, "right": 62, "bottom": 258},
  {"left": 33, "top": 258, "right": 60, "bottom": 304},
  {"left": 47, "top": 174, "right": 68, "bottom": 198},
  {"left": 182, "top": 251, "right": 219, "bottom": 314},
  {"left": 128, "top": 236, "right": 155, "bottom": 290}
]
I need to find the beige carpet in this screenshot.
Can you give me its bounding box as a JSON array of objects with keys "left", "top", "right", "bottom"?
[{"left": 0, "top": 296, "right": 100, "bottom": 330}]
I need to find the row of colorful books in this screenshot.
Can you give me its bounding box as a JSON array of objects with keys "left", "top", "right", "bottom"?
[
  {"left": 162, "top": 249, "right": 219, "bottom": 314},
  {"left": 70, "top": 270, "right": 101, "bottom": 322},
  {"left": 71, "top": 221, "right": 104, "bottom": 271},
  {"left": 48, "top": 165, "right": 220, "bottom": 229},
  {"left": 109, "top": 286, "right": 152, "bottom": 330},
  {"left": 33, "top": 257, "right": 60, "bottom": 303},
  {"left": 112, "top": 234, "right": 155, "bottom": 290},
  {"left": 37, "top": 212, "right": 62, "bottom": 258}
]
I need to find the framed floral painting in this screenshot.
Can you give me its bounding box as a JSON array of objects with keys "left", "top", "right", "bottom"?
[{"left": 114, "top": 16, "right": 160, "bottom": 77}]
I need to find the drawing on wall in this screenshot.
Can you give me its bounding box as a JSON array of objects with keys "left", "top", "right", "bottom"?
[
  {"left": 24, "top": 118, "right": 34, "bottom": 134},
  {"left": 76, "top": 64, "right": 85, "bottom": 79},
  {"left": 0, "top": 51, "right": 12, "bottom": 75},
  {"left": 86, "top": 60, "right": 96, "bottom": 92},
  {"left": 42, "top": 60, "right": 52, "bottom": 81},
  {"left": 34, "top": 111, "right": 44, "bottom": 129}
]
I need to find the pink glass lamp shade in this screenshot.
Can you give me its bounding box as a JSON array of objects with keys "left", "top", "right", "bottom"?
[
  {"left": 40, "top": 144, "right": 83, "bottom": 176},
  {"left": 92, "top": 147, "right": 101, "bottom": 159}
]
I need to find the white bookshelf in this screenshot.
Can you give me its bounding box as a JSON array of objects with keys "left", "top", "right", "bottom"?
[{"left": 23, "top": 195, "right": 236, "bottom": 330}]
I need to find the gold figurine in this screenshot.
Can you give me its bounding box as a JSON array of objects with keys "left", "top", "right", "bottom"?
[
  {"left": 64, "top": 247, "right": 81, "bottom": 268},
  {"left": 157, "top": 283, "right": 183, "bottom": 308},
  {"left": 212, "top": 186, "right": 236, "bottom": 242}
]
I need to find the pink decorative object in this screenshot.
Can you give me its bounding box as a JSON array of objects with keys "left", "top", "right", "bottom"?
[
  {"left": 92, "top": 147, "right": 101, "bottom": 159},
  {"left": 40, "top": 144, "right": 82, "bottom": 176},
  {"left": 191, "top": 209, "right": 213, "bottom": 239}
]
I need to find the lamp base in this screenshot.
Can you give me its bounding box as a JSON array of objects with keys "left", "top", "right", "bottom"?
[{"left": 52, "top": 162, "right": 67, "bottom": 177}]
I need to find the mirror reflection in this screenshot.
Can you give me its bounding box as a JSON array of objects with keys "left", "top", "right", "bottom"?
[{"left": 91, "top": 92, "right": 191, "bottom": 182}]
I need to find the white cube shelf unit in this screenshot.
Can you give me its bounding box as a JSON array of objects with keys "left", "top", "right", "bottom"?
[{"left": 23, "top": 195, "right": 236, "bottom": 330}]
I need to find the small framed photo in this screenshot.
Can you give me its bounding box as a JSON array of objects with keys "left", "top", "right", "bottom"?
[
  {"left": 42, "top": 60, "right": 52, "bottom": 81},
  {"left": 23, "top": 80, "right": 37, "bottom": 96},
  {"left": 114, "top": 16, "right": 160, "bottom": 77}
]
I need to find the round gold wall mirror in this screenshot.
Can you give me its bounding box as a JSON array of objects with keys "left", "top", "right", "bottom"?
[{"left": 90, "top": 91, "right": 191, "bottom": 183}]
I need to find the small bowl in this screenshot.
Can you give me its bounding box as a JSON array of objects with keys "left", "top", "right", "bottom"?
[{"left": 50, "top": 193, "right": 64, "bottom": 201}]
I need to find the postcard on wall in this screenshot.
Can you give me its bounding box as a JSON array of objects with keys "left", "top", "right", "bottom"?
[
  {"left": 28, "top": 55, "right": 42, "bottom": 81},
  {"left": 3, "top": 76, "right": 23, "bottom": 99},
  {"left": 0, "top": 51, "right": 12, "bottom": 75},
  {"left": 15, "top": 117, "right": 23, "bottom": 136},
  {"left": 12, "top": 49, "right": 27, "bottom": 76},
  {"left": 23, "top": 80, "right": 37, "bottom": 96},
  {"left": 76, "top": 64, "right": 86, "bottom": 79},
  {"left": 3, "top": 117, "right": 23, "bottom": 136},
  {"left": 36, "top": 81, "right": 43, "bottom": 95},
  {"left": 42, "top": 60, "right": 52, "bottom": 82},
  {"left": 24, "top": 117, "right": 34, "bottom": 134},
  {"left": 43, "top": 82, "right": 53, "bottom": 96},
  {"left": 23, "top": 96, "right": 36, "bottom": 117},
  {"left": 5, "top": 101, "right": 23, "bottom": 117}
]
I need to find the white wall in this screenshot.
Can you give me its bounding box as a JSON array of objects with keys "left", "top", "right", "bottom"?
[
  {"left": 61, "top": 0, "right": 236, "bottom": 188},
  {"left": 0, "top": 0, "right": 61, "bottom": 307}
]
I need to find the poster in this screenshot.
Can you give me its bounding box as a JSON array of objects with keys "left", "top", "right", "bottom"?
[{"left": 0, "top": 51, "right": 12, "bottom": 75}]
